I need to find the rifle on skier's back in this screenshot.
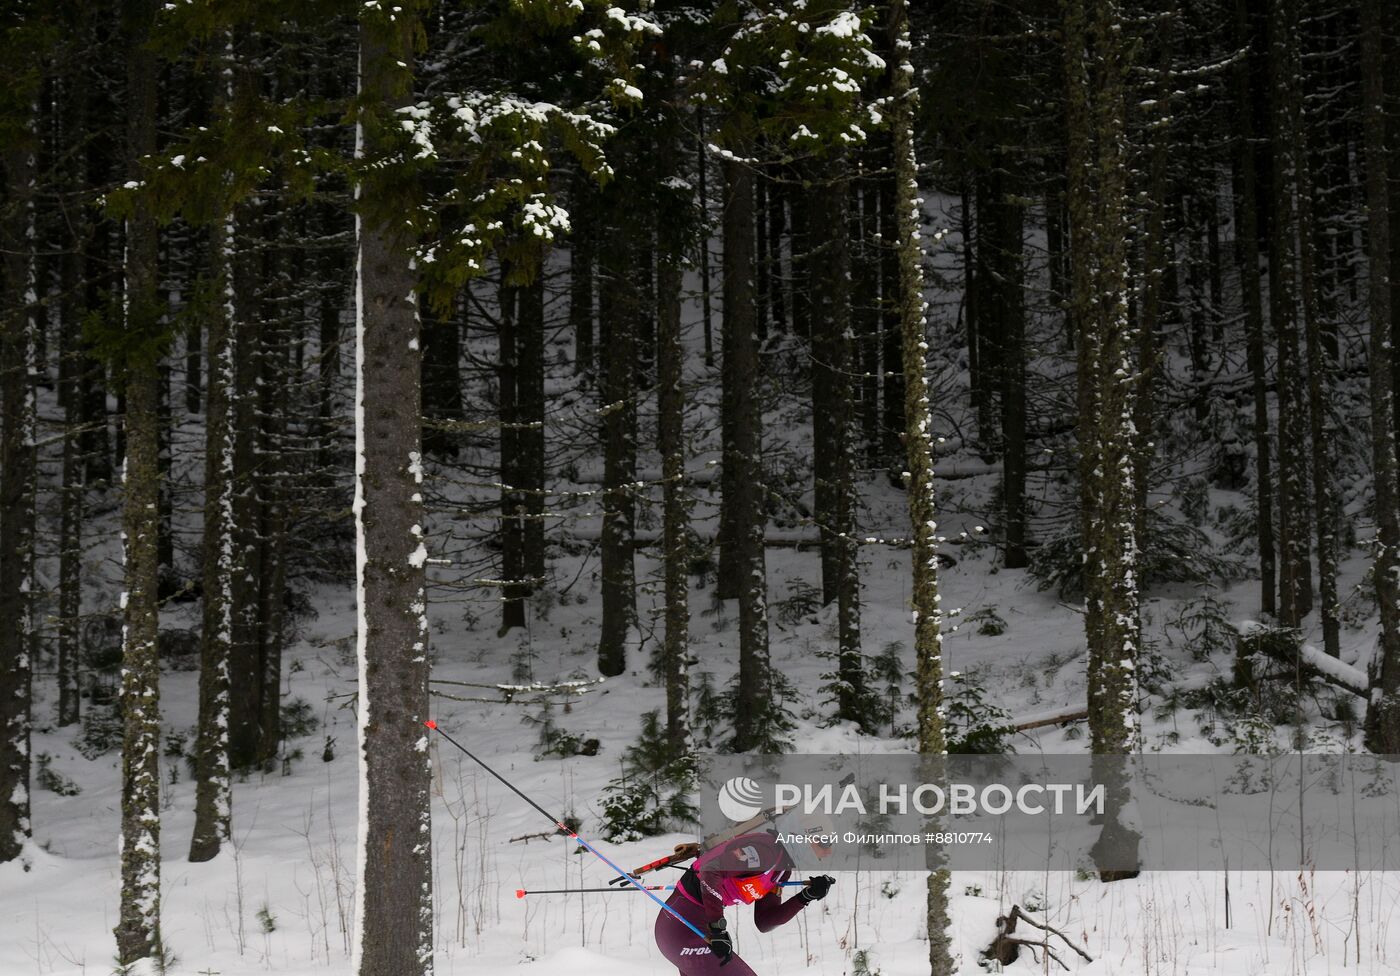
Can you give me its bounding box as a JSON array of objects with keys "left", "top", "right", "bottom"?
[{"left": 606, "top": 773, "right": 854, "bottom": 886}]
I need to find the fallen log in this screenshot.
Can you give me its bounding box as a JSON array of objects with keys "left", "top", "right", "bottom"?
[{"left": 1013, "top": 706, "right": 1089, "bottom": 732}]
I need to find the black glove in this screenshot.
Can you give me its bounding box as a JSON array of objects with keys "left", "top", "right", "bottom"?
[
  {"left": 799, "top": 875, "right": 835, "bottom": 903},
  {"left": 708, "top": 921, "right": 734, "bottom": 966}
]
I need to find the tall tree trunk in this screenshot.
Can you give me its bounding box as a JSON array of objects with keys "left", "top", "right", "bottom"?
[
  {"left": 1267, "top": 0, "right": 1313, "bottom": 626},
  {"left": 115, "top": 0, "right": 164, "bottom": 960},
  {"left": 880, "top": 158, "right": 903, "bottom": 460},
  {"left": 571, "top": 197, "right": 594, "bottom": 378},
  {"left": 1361, "top": 0, "right": 1400, "bottom": 753},
  {"left": 987, "top": 168, "right": 1027, "bottom": 569},
  {"left": 658, "top": 175, "right": 691, "bottom": 749},
  {"left": 1233, "top": 0, "right": 1276, "bottom": 620},
  {"left": 767, "top": 173, "right": 787, "bottom": 334},
  {"left": 598, "top": 223, "right": 637, "bottom": 677},
  {"left": 889, "top": 1, "right": 952, "bottom": 969},
  {"left": 810, "top": 167, "right": 846, "bottom": 608},
  {"left": 723, "top": 148, "right": 775, "bottom": 752},
  {"left": 190, "top": 210, "right": 236, "bottom": 863},
  {"left": 812, "top": 151, "right": 866, "bottom": 727},
  {"left": 354, "top": 11, "right": 435, "bottom": 973},
  {"left": 755, "top": 174, "right": 770, "bottom": 345},
  {"left": 0, "top": 108, "right": 37, "bottom": 866},
  {"left": 256, "top": 292, "right": 288, "bottom": 768},
  {"left": 1293, "top": 55, "right": 1340, "bottom": 659},
  {"left": 852, "top": 171, "right": 881, "bottom": 460},
  {"left": 57, "top": 197, "right": 83, "bottom": 730},
  {"left": 717, "top": 154, "right": 760, "bottom": 603},
  {"left": 518, "top": 272, "right": 546, "bottom": 584},
  {"left": 497, "top": 273, "right": 526, "bottom": 633},
  {"left": 1064, "top": 0, "right": 1141, "bottom": 883},
  {"left": 316, "top": 244, "right": 344, "bottom": 475},
  {"left": 696, "top": 108, "right": 715, "bottom": 369}
]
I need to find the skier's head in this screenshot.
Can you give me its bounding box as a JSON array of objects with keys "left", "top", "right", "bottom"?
[{"left": 773, "top": 808, "right": 835, "bottom": 861}]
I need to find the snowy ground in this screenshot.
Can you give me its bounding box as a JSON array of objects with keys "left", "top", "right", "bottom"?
[{"left": 6, "top": 511, "right": 1399, "bottom": 975}]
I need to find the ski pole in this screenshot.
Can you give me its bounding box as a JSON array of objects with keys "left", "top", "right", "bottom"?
[
  {"left": 424, "top": 719, "right": 713, "bottom": 944},
  {"left": 517, "top": 885, "right": 678, "bottom": 897},
  {"left": 519, "top": 881, "right": 807, "bottom": 898}
]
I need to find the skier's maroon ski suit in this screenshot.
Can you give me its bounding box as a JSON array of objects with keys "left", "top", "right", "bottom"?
[{"left": 654, "top": 832, "right": 821, "bottom": 976}]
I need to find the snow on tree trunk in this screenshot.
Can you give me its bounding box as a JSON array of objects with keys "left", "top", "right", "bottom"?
[
  {"left": 114, "top": 0, "right": 165, "bottom": 964},
  {"left": 889, "top": 2, "right": 952, "bottom": 970},
  {"left": 1360, "top": 0, "right": 1400, "bottom": 753},
  {"left": 353, "top": 8, "right": 435, "bottom": 974},
  {"left": 1062, "top": 0, "right": 1142, "bottom": 883},
  {"left": 0, "top": 109, "right": 37, "bottom": 866},
  {"left": 190, "top": 206, "right": 238, "bottom": 863}
]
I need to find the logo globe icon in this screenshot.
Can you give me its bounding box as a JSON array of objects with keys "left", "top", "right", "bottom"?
[{"left": 717, "top": 776, "right": 765, "bottom": 821}]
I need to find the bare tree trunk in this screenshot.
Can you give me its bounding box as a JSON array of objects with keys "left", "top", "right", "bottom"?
[
  {"left": 190, "top": 207, "right": 236, "bottom": 863},
  {"left": 57, "top": 197, "right": 83, "bottom": 730},
  {"left": 1267, "top": 0, "right": 1313, "bottom": 626},
  {"left": 0, "top": 106, "right": 37, "bottom": 866},
  {"left": 1361, "top": 0, "right": 1400, "bottom": 753},
  {"left": 852, "top": 171, "right": 881, "bottom": 461},
  {"left": 1233, "top": 0, "right": 1276, "bottom": 620},
  {"left": 228, "top": 187, "right": 263, "bottom": 769},
  {"left": 598, "top": 224, "right": 637, "bottom": 677},
  {"left": 571, "top": 193, "right": 594, "bottom": 378},
  {"left": 812, "top": 150, "right": 866, "bottom": 727},
  {"left": 880, "top": 160, "right": 904, "bottom": 462},
  {"left": 518, "top": 273, "right": 546, "bottom": 584},
  {"left": 723, "top": 148, "right": 775, "bottom": 752},
  {"left": 767, "top": 173, "right": 787, "bottom": 334},
  {"left": 1064, "top": 0, "right": 1141, "bottom": 883},
  {"left": 1293, "top": 53, "right": 1340, "bottom": 659},
  {"left": 316, "top": 244, "right": 343, "bottom": 475},
  {"left": 987, "top": 168, "right": 1027, "bottom": 569},
  {"left": 497, "top": 272, "right": 526, "bottom": 633},
  {"left": 718, "top": 153, "right": 761, "bottom": 604},
  {"left": 658, "top": 195, "right": 690, "bottom": 748},
  {"left": 354, "top": 11, "right": 435, "bottom": 973},
  {"left": 696, "top": 108, "right": 714, "bottom": 369},
  {"left": 810, "top": 167, "right": 844, "bottom": 608},
  {"left": 115, "top": 1, "right": 164, "bottom": 959},
  {"left": 889, "top": 2, "right": 952, "bottom": 969}
]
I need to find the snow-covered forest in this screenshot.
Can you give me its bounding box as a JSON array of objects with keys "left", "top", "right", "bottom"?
[{"left": 3, "top": 0, "right": 1400, "bottom": 974}]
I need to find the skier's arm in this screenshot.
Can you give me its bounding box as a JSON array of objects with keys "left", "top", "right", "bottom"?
[{"left": 753, "top": 872, "right": 805, "bottom": 932}]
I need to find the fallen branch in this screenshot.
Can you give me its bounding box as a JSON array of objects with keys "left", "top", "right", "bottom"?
[
  {"left": 510, "top": 829, "right": 560, "bottom": 844},
  {"left": 983, "top": 905, "right": 1092, "bottom": 970}
]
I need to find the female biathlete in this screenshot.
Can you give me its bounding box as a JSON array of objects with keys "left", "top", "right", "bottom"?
[{"left": 654, "top": 829, "right": 834, "bottom": 974}]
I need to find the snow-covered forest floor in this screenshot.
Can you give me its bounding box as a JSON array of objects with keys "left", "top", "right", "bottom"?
[
  {"left": 5, "top": 203, "right": 1398, "bottom": 975},
  {"left": 8, "top": 534, "right": 1400, "bottom": 976}
]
